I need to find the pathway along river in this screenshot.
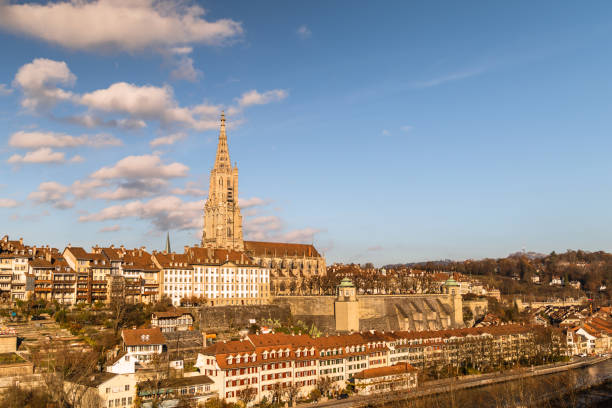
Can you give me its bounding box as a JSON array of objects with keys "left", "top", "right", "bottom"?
[{"left": 387, "top": 359, "right": 612, "bottom": 408}]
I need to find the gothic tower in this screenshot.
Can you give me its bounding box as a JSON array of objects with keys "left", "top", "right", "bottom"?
[{"left": 201, "top": 112, "right": 244, "bottom": 250}]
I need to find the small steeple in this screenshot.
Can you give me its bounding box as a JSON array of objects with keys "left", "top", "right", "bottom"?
[
  {"left": 165, "top": 232, "right": 171, "bottom": 254},
  {"left": 214, "top": 111, "right": 230, "bottom": 170}
]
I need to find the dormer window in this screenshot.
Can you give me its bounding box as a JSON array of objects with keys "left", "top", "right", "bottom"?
[
  {"left": 262, "top": 351, "right": 268, "bottom": 360},
  {"left": 236, "top": 356, "right": 241, "bottom": 364}
]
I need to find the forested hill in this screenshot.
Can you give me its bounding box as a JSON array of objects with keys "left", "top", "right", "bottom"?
[{"left": 386, "top": 250, "right": 611, "bottom": 295}]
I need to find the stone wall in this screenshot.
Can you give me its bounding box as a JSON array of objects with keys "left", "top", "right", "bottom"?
[
  {"left": 273, "top": 294, "right": 463, "bottom": 333},
  {"left": 464, "top": 299, "right": 489, "bottom": 320},
  {"left": 0, "top": 335, "right": 17, "bottom": 353},
  {"left": 198, "top": 304, "right": 292, "bottom": 331}
]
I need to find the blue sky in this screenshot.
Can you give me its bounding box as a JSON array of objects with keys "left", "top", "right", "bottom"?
[{"left": 1, "top": 1, "right": 612, "bottom": 265}]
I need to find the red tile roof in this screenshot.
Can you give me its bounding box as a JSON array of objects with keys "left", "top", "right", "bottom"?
[
  {"left": 244, "top": 241, "right": 321, "bottom": 258},
  {"left": 122, "top": 328, "right": 165, "bottom": 346},
  {"left": 354, "top": 362, "right": 416, "bottom": 379}
]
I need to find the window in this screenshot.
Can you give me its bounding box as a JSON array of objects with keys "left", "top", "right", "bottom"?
[
  {"left": 106, "top": 387, "right": 111, "bottom": 394},
  {"left": 124, "top": 385, "right": 130, "bottom": 391}
]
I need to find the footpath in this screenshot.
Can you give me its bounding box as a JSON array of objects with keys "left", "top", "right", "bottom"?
[{"left": 313, "top": 355, "right": 611, "bottom": 408}]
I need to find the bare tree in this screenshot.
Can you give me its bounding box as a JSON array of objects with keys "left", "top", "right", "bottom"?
[
  {"left": 236, "top": 386, "right": 257, "bottom": 407},
  {"left": 285, "top": 381, "right": 301, "bottom": 406},
  {"left": 317, "top": 376, "right": 333, "bottom": 399},
  {"left": 31, "top": 340, "right": 100, "bottom": 408},
  {"left": 138, "top": 352, "right": 172, "bottom": 406}
]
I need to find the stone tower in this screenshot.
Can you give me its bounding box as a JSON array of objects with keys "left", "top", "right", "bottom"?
[
  {"left": 334, "top": 277, "right": 360, "bottom": 332},
  {"left": 202, "top": 112, "right": 244, "bottom": 251},
  {"left": 443, "top": 276, "right": 464, "bottom": 327}
]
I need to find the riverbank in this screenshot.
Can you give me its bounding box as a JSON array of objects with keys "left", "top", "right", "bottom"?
[{"left": 313, "top": 356, "right": 611, "bottom": 408}]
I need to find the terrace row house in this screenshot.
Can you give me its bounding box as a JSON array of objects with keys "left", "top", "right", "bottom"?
[{"left": 194, "top": 325, "right": 543, "bottom": 405}]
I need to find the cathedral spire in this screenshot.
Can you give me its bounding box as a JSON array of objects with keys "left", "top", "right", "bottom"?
[
  {"left": 202, "top": 111, "right": 244, "bottom": 250},
  {"left": 165, "top": 231, "right": 171, "bottom": 254},
  {"left": 214, "top": 111, "right": 230, "bottom": 170}
]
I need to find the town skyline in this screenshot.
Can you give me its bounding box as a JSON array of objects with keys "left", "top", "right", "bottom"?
[{"left": 3, "top": 1, "right": 612, "bottom": 265}]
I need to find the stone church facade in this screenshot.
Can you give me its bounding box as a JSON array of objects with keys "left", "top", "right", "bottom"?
[{"left": 201, "top": 113, "right": 326, "bottom": 293}]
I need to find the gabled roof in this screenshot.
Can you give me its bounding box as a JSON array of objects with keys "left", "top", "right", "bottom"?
[
  {"left": 153, "top": 253, "right": 193, "bottom": 269},
  {"left": 244, "top": 241, "right": 321, "bottom": 258},
  {"left": 186, "top": 246, "right": 256, "bottom": 266},
  {"left": 122, "top": 328, "right": 165, "bottom": 346},
  {"left": 152, "top": 308, "right": 193, "bottom": 319},
  {"left": 64, "top": 247, "right": 91, "bottom": 260},
  {"left": 354, "top": 362, "right": 416, "bottom": 379}
]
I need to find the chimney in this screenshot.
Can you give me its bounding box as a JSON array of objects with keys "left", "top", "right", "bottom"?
[
  {"left": 32, "top": 246, "right": 37, "bottom": 256},
  {"left": 67, "top": 243, "right": 71, "bottom": 248},
  {"left": 19, "top": 237, "right": 23, "bottom": 245},
  {"left": 184, "top": 245, "right": 189, "bottom": 253}
]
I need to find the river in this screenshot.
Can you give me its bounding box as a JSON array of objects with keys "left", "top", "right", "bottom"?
[{"left": 387, "top": 359, "right": 612, "bottom": 408}]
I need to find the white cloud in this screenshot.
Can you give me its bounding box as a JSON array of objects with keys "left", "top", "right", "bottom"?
[
  {"left": 96, "top": 179, "right": 168, "bottom": 200},
  {"left": 70, "top": 155, "right": 85, "bottom": 163},
  {"left": 28, "top": 181, "right": 73, "bottom": 209},
  {"left": 381, "top": 129, "right": 390, "bottom": 136},
  {"left": 244, "top": 215, "right": 283, "bottom": 240},
  {"left": 72, "top": 179, "right": 108, "bottom": 199},
  {"left": 0, "top": 84, "right": 12, "bottom": 95},
  {"left": 79, "top": 195, "right": 204, "bottom": 231},
  {"left": 78, "top": 81, "right": 220, "bottom": 130},
  {"left": 13, "top": 58, "right": 288, "bottom": 131},
  {"left": 296, "top": 25, "right": 312, "bottom": 39},
  {"left": 8, "top": 130, "right": 122, "bottom": 149},
  {"left": 12, "top": 58, "right": 76, "bottom": 110},
  {"left": 237, "top": 89, "right": 288, "bottom": 108},
  {"left": 0, "top": 198, "right": 18, "bottom": 208},
  {"left": 150, "top": 133, "right": 186, "bottom": 147},
  {"left": 99, "top": 225, "right": 121, "bottom": 233},
  {"left": 91, "top": 154, "right": 188, "bottom": 180},
  {"left": 63, "top": 114, "right": 147, "bottom": 129},
  {"left": 239, "top": 197, "right": 267, "bottom": 208},
  {"left": 400, "top": 125, "right": 413, "bottom": 133},
  {"left": 7, "top": 147, "right": 66, "bottom": 164},
  {"left": 275, "top": 227, "right": 321, "bottom": 244},
  {"left": 171, "top": 181, "right": 206, "bottom": 196},
  {"left": 170, "top": 55, "right": 202, "bottom": 82},
  {"left": 0, "top": 0, "right": 243, "bottom": 52}
]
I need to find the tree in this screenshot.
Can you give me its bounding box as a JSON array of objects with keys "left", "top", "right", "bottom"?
[
  {"left": 236, "top": 386, "right": 257, "bottom": 407},
  {"left": 308, "top": 388, "right": 321, "bottom": 402},
  {"left": 317, "top": 376, "right": 333, "bottom": 399},
  {"left": 31, "top": 340, "right": 100, "bottom": 408},
  {"left": 0, "top": 385, "right": 52, "bottom": 408},
  {"left": 138, "top": 352, "right": 172, "bottom": 406},
  {"left": 285, "top": 382, "right": 301, "bottom": 406}
]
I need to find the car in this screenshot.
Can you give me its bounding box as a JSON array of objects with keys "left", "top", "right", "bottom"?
[
  {"left": 578, "top": 353, "right": 587, "bottom": 357},
  {"left": 336, "top": 394, "right": 349, "bottom": 400},
  {"left": 31, "top": 315, "right": 46, "bottom": 321}
]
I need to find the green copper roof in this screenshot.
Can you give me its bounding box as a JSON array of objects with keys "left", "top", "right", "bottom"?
[
  {"left": 338, "top": 277, "right": 355, "bottom": 287},
  {"left": 443, "top": 277, "right": 460, "bottom": 287}
]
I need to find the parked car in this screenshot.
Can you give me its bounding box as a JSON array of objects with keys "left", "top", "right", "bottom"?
[{"left": 336, "top": 394, "right": 349, "bottom": 400}]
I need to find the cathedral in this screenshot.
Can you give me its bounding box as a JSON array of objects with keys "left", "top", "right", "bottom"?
[{"left": 201, "top": 113, "right": 326, "bottom": 292}]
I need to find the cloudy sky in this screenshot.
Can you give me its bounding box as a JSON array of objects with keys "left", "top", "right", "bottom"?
[{"left": 1, "top": 1, "right": 612, "bottom": 265}]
